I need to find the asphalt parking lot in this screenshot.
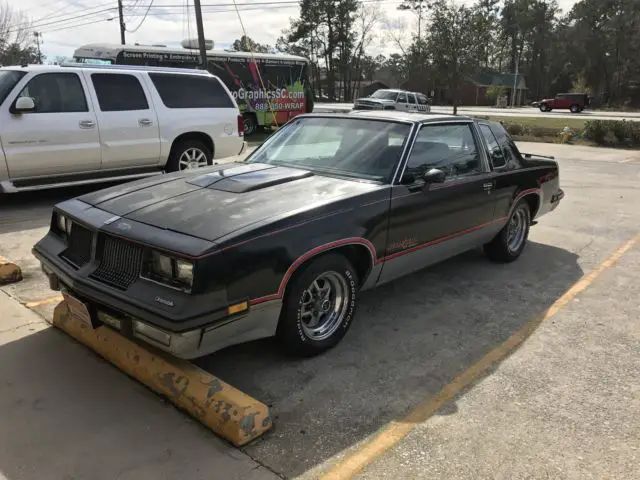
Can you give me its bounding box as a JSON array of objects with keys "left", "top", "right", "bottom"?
[{"left": 1, "top": 142, "right": 639, "bottom": 479}]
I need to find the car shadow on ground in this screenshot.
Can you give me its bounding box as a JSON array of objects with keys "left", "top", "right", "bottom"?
[{"left": 196, "top": 241, "right": 584, "bottom": 478}]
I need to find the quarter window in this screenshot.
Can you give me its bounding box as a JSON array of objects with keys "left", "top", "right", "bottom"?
[
  {"left": 404, "top": 123, "right": 482, "bottom": 181},
  {"left": 479, "top": 124, "right": 506, "bottom": 168},
  {"left": 16, "top": 73, "right": 88, "bottom": 113},
  {"left": 417, "top": 94, "right": 429, "bottom": 105},
  {"left": 91, "top": 73, "right": 149, "bottom": 111},
  {"left": 148, "top": 73, "right": 234, "bottom": 108}
]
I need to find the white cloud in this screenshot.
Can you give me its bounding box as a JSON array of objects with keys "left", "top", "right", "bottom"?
[{"left": 19, "top": 0, "right": 578, "bottom": 61}]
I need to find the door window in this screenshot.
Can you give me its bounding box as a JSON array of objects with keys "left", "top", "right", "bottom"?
[
  {"left": 91, "top": 73, "right": 149, "bottom": 111},
  {"left": 148, "top": 73, "right": 234, "bottom": 108},
  {"left": 408, "top": 94, "right": 417, "bottom": 104},
  {"left": 397, "top": 92, "right": 407, "bottom": 103},
  {"left": 404, "top": 123, "right": 482, "bottom": 181},
  {"left": 479, "top": 124, "right": 506, "bottom": 168},
  {"left": 16, "top": 73, "right": 88, "bottom": 113}
]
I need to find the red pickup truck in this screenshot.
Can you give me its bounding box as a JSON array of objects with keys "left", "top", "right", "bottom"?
[{"left": 538, "top": 93, "right": 591, "bottom": 113}]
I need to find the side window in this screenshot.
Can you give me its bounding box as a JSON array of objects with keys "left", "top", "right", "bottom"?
[
  {"left": 148, "top": 73, "right": 234, "bottom": 109},
  {"left": 404, "top": 123, "right": 482, "bottom": 181},
  {"left": 488, "top": 123, "right": 523, "bottom": 169},
  {"left": 479, "top": 124, "right": 506, "bottom": 168},
  {"left": 408, "top": 94, "right": 417, "bottom": 104},
  {"left": 397, "top": 92, "right": 407, "bottom": 103},
  {"left": 417, "top": 94, "right": 428, "bottom": 105},
  {"left": 91, "top": 73, "right": 149, "bottom": 111},
  {"left": 16, "top": 73, "right": 88, "bottom": 113}
]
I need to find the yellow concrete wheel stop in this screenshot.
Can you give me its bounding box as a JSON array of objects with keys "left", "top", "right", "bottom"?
[
  {"left": 51, "top": 301, "right": 272, "bottom": 446},
  {"left": 0, "top": 256, "right": 22, "bottom": 285}
]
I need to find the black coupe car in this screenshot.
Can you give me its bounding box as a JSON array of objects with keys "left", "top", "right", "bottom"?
[{"left": 33, "top": 111, "right": 564, "bottom": 359}]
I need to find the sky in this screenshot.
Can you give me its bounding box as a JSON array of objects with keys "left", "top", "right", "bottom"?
[{"left": 15, "top": 0, "right": 579, "bottom": 62}]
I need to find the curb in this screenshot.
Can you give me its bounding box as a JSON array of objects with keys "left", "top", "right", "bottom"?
[
  {"left": 0, "top": 255, "right": 23, "bottom": 285},
  {"left": 51, "top": 301, "right": 273, "bottom": 447}
]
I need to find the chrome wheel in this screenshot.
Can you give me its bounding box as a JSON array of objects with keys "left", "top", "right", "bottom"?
[
  {"left": 179, "top": 148, "right": 208, "bottom": 170},
  {"left": 507, "top": 207, "right": 528, "bottom": 252},
  {"left": 299, "top": 271, "right": 349, "bottom": 341}
]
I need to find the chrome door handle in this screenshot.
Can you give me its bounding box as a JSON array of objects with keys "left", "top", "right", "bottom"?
[
  {"left": 138, "top": 118, "right": 153, "bottom": 127},
  {"left": 79, "top": 120, "right": 95, "bottom": 129},
  {"left": 483, "top": 182, "right": 494, "bottom": 190}
]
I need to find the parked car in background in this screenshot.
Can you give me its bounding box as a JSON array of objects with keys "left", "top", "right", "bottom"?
[
  {"left": 0, "top": 63, "right": 246, "bottom": 193},
  {"left": 33, "top": 111, "right": 564, "bottom": 360},
  {"left": 537, "top": 92, "right": 591, "bottom": 113},
  {"left": 353, "top": 88, "right": 432, "bottom": 113}
]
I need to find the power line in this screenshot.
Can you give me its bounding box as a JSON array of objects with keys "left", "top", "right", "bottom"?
[{"left": 126, "top": 0, "right": 155, "bottom": 33}]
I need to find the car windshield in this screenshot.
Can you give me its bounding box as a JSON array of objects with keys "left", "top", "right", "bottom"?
[
  {"left": 0, "top": 70, "right": 26, "bottom": 105},
  {"left": 246, "top": 117, "right": 411, "bottom": 182},
  {"left": 370, "top": 90, "right": 398, "bottom": 100}
]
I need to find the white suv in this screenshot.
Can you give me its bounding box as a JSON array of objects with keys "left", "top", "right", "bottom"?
[{"left": 0, "top": 63, "right": 246, "bottom": 193}]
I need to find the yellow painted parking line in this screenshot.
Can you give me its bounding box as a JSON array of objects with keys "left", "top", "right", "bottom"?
[
  {"left": 25, "top": 295, "right": 64, "bottom": 308},
  {"left": 321, "top": 234, "right": 640, "bottom": 480}
]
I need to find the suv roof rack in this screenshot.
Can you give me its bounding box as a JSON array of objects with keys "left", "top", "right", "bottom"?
[{"left": 59, "top": 62, "right": 209, "bottom": 75}]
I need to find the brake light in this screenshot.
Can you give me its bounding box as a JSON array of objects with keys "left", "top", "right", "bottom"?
[{"left": 237, "top": 114, "right": 244, "bottom": 137}]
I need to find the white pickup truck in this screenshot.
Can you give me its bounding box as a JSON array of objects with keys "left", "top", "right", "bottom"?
[{"left": 0, "top": 63, "right": 246, "bottom": 193}]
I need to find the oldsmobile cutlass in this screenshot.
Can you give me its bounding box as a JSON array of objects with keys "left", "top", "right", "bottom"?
[{"left": 33, "top": 111, "right": 564, "bottom": 358}]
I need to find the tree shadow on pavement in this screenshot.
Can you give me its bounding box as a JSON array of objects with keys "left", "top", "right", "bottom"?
[{"left": 196, "top": 241, "right": 584, "bottom": 478}]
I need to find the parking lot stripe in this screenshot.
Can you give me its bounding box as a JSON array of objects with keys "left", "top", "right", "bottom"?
[
  {"left": 320, "top": 234, "right": 640, "bottom": 480},
  {"left": 25, "top": 295, "right": 64, "bottom": 308}
]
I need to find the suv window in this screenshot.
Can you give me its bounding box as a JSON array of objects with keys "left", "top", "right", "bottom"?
[
  {"left": 397, "top": 92, "right": 407, "bottom": 103},
  {"left": 16, "top": 73, "right": 87, "bottom": 113},
  {"left": 91, "top": 73, "right": 149, "bottom": 111},
  {"left": 417, "top": 94, "right": 429, "bottom": 105},
  {"left": 479, "top": 124, "right": 506, "bottom": 168},
  {"left": 149, "top": 73, "right": 234, "bottom": 109},
  {"left": 404, "top": 123, "right": 482, "bottom": 180},
  {"left": 408, "top": 93, "right": 417, "bottom": 104}
]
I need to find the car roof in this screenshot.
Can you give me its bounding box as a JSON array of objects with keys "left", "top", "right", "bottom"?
[
  {"left": 345, "top": 110, "right": 473, "bottom": 124},
  {"left": 0, "top": 63, "right": 211, "bottom": 76}
]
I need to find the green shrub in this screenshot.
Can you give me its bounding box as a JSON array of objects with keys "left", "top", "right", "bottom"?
[{"left": 584, "top": 120, "right": 608, "bottom": 144}]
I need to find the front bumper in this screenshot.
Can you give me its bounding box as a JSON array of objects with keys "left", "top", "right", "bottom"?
[{"left": 34, "top": 237, "right": 281, "bottom": 359}]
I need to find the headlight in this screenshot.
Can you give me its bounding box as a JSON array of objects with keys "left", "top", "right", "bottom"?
[
  {"left": 55, "top": 213, "right": 72, "bottom": 236},
  {"left": 150, "top": 251, "right": 173, "bottom": 277},
  {"left": 175, "top": 260, "right": 193, "bottom": 284},
  {"left": 143, "top": 250, "right": 194, "bottom": 291}
]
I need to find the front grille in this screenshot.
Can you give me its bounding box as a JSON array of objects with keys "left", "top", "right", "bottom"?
[
  {"left": 90, "top": 235, "right": 143, "bottom": 290},
  {"left": 60, "top": 223, "right": 94, "bottom": 268}
]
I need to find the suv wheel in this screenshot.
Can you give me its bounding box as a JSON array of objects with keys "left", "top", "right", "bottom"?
[
  {"left": 539, "top": 104, "right": 550, "bottom": 112},
  {"left": 243, "top": 114, "right": 257, "bottom": 136},
  {"left": 167, "top": 139, "right": 212, "bottom": 172},
  {"left": 570, "top": 104, "right": 581, "bottom": 113}
]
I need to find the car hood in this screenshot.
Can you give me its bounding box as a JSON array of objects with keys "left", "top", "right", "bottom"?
[
  {"left": 355, "top": 97, "right": 394, "bottom": 105},
  {"left": 77, "top": 162, "right": 380, "bottom": 242}
]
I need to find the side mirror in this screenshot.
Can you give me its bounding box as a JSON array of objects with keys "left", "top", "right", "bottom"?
[
  {"left": 422, "top": 168, "right": 446, "bottom": 184},
  {"left": 13, "top": 96, "right": 36, "bottom": 113}
]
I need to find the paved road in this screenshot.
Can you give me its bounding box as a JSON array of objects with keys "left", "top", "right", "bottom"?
[
  {"left": 1, "top": 142, "right": 639, "bottom": 479},
  {"left": 314, "top": 103, "right": 640, "bottom": 122}
]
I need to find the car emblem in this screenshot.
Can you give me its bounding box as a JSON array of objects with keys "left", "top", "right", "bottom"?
[
  {"left": 117, "top": 222, "right": 132, "bottom": 231},
  {"left": 155, "top": 296, "right": 174, "bottom": 307},
  {"left": 104, "top": 216, "right": 121, "bottom": 225}
]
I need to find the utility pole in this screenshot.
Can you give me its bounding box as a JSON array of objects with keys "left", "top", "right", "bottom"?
[
  {"left": 193, "top": 0, "right": 208, "bottom": 69},
  {"left": 118, "top": 0, "right": 126, "bottom": 44},
  {"left": 33, "top": 32, "right": 43, "bottom": 64},
  {"left": 511, "top": 53, "right": 520, "bottom": 108}
]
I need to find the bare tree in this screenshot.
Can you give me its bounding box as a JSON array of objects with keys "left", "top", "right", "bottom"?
[
  {"left": 0, "top": 2, "right": 37, "bottom": 65},
  {"left": 350, "top": 1, "right": 382, "bottom": 98}
]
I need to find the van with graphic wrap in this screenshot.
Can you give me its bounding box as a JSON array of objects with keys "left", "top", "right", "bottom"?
[{"left": 72, "top": 42, "right": 314, "bottom": 135}]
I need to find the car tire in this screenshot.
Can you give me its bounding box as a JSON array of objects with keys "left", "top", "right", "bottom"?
[
  {"left": 166, "top": 139, "right": 213, "bottom": 172},
  {"left": 276, "top": 253, "right": 359, "bottom": 357},
  {"left": 484, "top": 200, "right": 531, "bottom": 263},
  {"left": 243, "top": 113, "right": 257, "bottom": 136},
  {"left": 570, "top": 104, "right": 580, "bottom": 113}
]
